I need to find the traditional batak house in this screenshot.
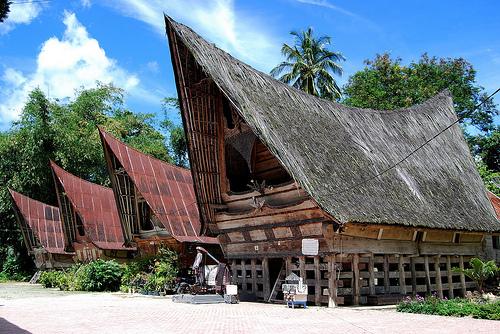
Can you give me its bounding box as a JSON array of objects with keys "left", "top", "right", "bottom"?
[
  {"left": 98, "top": 128, "right": 219, "bottom": 267},
  {"left": 9, "top": 189, "right": 74, "bottom": 269},
  {"left": 164, "top": 16, "right": 499, "bottom": 306},
  {"left": 50, "top": 161, "right": 136, "bottom": 262},
  {"left": 486, "top": 191, "right": 500, "bottom": 262}
]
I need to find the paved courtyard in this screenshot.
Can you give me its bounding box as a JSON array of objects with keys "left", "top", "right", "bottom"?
[{"left": 0, "top": 283, "right": 499, "bottom": 334}]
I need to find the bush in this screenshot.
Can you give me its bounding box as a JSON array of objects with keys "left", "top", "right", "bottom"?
[
  {"left": 397, "top": 294, "right": 500, "bottom": 320},
  {"left": 79, "top": 259, "right": 123, "bottom": 292},
  {"left": 39, "top": 270, "right": 65, "bottom": 288}
]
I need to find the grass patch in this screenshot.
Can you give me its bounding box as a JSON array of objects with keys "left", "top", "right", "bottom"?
[{"left": 397, "top": 295, "right": 500, "bottom": 320}]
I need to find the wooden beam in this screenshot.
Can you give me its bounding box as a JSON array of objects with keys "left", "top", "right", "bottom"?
[
  {"left": 368, "top": 255, "right": 375, "bottom": 296},
  {"left": 377, "top": 229, "right": 384, "bottom": 240},
  {"left": 314, "top": 256, "right": 321, "bottom": 306},
  {"left": 383, "top": 255, "right": 390, "bottom": 294},
  {"left": 262, "top": 257, "right": 270, "bottom": 300},
  {"left": 434, "top": 256, "right": 443, "bottom": 298},
  {"left": 285, "top": 256, "right": 292, "bottom": 276},
  {"left": 399, "top": 255, "right": 406, "bottom": 295},
  {"left": 353, "top": 254, "right": 360, "bottom": 305},
  {"left": 459, "top": 256, "right": 467, "bottom": 296},
  {"left": 328, "top": 255, "right": 337, "bottom": 308},
  {"left": 424, "top": 255, "right": 431, "bottom": 294},
  {"left": 446, "top": 256, "right": 454, "bottom": 299},
  {"left": 299, "top": 256, "right": 306, "bottom": 280},
  {"left": 410, "top": 257, "right": 417, "bottom": 296},
  {"left": 251, "top": 258, "right": 257, "bottom": 293}
]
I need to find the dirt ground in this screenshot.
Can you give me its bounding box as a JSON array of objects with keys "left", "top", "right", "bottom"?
[{"left": 0, "top": 283, "right": 499, "bottom": 334}]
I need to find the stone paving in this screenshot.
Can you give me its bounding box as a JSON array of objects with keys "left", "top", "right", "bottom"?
[{"left": 0, "top": 283, "right": 499, "bottom": 334}]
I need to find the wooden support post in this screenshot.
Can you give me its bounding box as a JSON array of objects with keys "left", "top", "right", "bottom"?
[
  {"left": 446, "top": 256, "right": 454, "bottom": 299},
  {"left": 398, "top": 256, "right": 406, "bottom": 295},
  {"left": 314, "top": 256, "right": 321, "bottom": 306},
  {"left": 285, "top": 256, "right": 292, "bottom": 276},
  {"left": 368, "top": 255, "right": 375, "bottom": 296},
  {"left": 241, "top": 259, "right": 247, "bottom": 289},
  {"left": 353, "top": 254, "right": 360, "bottom": 305},
  {"left": 262, "top": 257, "right": 270, "bottom": 301},
  {"left": 251, "top": 258, "right": 257, "bottom": 293},
  {"left": 328, "top": 255, "right": 337, "bottom": 308},
  {"left": 424, "top": 255, "right": 431, "bottom": 294},
  {"left": 459, "top": 256, "right": 466, "bottom": 296},
  {"left": 299, "top": 256, "right": 306, "bottom": 280},
  {"left": 383, "top": 254, "right": 390, "bottom": 294},
  {"left": 434, "top": 255, "right": 443, "bottom": 299},
  {"left": 410, "top": 257, "right": 417, "bottom": 296}
]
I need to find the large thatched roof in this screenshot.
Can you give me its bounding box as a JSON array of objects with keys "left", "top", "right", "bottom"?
[{"left": 165, "top": 16, "right": 498, "bottom": 233}]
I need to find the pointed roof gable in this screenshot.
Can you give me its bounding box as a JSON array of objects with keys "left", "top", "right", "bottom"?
[
  {"left": 50, "top": 161, "right": 133, "bottom": 250},
  {"left": 165, "top": 16, "right": 498, "bottom": 233},
  {"left": 99, "top": 128, "right": 218, "bottom": 244},
  {"left": 487, "top": 191, "right": 500, "bottom": 220},
  {"left": 9, "top": 189, "right": 70, "bottom": 255}
]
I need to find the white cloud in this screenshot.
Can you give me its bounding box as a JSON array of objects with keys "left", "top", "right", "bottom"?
[
  {"left": 103, "top": 0, "right": 280, "bottom": 70},
  {"left": 81, "top": 0, "right": 92, "bottom": 8},
  {"left": 0, "top": 12, "right": 139, "bottom": 125},
  {"left": 146, "top": 61, "right": 159, "bottom": 73},
  {"left": 0, "top": 1, "right": 43, "bottom": 35}
]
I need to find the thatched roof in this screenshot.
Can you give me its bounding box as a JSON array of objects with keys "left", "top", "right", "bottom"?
[
  {"left": 9, "top": 189, "right": 70, "bottom": 255},
  {"left": 50, "top": 162, "right": 134, "bottom": 250},
  {"left": 165, "top": 16, "right": 499, "bottom": 233}
]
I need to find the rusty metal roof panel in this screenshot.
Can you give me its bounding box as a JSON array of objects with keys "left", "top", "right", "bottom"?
[
  {"left": 487, "top": 191, "right": 500, "bottom": 220},
  {"left": 99, "top": 128, "right": 205, "bottom": 241},
  {"left": 9, "top": 189, "right": 71, "bottom": 254},
  {"left": 50, "top": 161, "right": 134, "bottom": 251}
]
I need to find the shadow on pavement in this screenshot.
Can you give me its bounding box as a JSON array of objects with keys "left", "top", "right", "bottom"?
[{"left": 0, "top": 318, "right": 32, "bottom": 334}]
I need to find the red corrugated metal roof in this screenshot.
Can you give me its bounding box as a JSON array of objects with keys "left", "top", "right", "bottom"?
[
  {"left": 99, "top": 128, "right": 218, "bottom": 244},
  {"left": 50, "top": 161, "right": 134, "bottom": 250},
  {"left": 9, "top": 189, "right": 71, "bottom": 255},
  {"left": 487, "top": 191, "right": 500, "bottom": 220}
]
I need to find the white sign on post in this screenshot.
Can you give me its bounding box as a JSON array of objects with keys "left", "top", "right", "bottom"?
[{"left": 301, "top": 238, "right": 319, "bottom": 256}]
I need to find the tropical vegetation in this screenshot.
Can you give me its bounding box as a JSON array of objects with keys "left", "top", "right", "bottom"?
[{"left": 271, "top": 27, "right": 345, "bottom": 100}]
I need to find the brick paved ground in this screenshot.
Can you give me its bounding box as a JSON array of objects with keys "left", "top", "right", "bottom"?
[{"left": 1, "top": 283, "right": 499, "bottom": 334}]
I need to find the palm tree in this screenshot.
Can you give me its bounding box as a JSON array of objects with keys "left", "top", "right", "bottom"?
[{"left": 270, "top": 27, "right": 345, "bottom": 100}]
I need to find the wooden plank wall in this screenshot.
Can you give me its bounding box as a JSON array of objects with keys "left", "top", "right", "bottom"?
[{"left": 230, "top": 254, "right": 475, "bottom": 306}]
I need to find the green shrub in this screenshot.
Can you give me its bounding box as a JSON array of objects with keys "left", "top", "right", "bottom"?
[
  {"left": 39, "top": 270, "right": 65, "bottom": 288},
  {"left": 397, "top": 294, "right": 500, "bottom": 320},
  {"left": 452, "top": 258, "right": 499, "bottom": 292},
  {"left": 79, "top": 260, "right": 123, "bottom": 292}
]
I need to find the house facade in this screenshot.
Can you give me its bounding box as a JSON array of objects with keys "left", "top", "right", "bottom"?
[{"left": 165, "top": 16, "right": 499, "bottom": 306}]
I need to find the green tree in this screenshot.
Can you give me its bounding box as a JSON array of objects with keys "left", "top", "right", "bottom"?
[
  {"left": 161, "top": 97, "right": 188, "bottom": 168},
  {"left": 0, "top": 0, "right": 11, "bottom": 23},
  {"left": 271, "top": 27, "right": 345, "bottom": 100},
  {"left": 453, "top": 257, "right": 499, "bottom": 292},
  {"left": 343, "top": 53, "right": 497, "bottom": 132},
  {"left": 0, "top": 84, "right": 171, "bottom": 277}
]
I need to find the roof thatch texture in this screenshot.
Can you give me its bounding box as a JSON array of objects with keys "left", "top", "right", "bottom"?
[
  {"left": 50, "top": 162, "right": 134, "bottom": 250},
  {"left": 99, "top": 129, "right": 218, "bottom": 244},
  {"left": 9, "top": 189, "right": 71, "bottom": 254},
  {"left": 166, "top": 16, "right": 498, "bottom": 232}
]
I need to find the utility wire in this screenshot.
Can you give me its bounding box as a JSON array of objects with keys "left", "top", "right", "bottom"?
[{"left": 321, "top": 87, "right": 500, "bottom": 198}]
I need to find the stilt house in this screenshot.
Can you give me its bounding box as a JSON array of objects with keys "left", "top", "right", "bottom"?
[
  {"left": 98, "top": 128, "right": 219, "bottom": 266},
  {"left": 9, "top": 189, "right": 74, "bottom": 269},
  {"left": 165, "top": 16, "right": 499, "bottom": 306},
  {"left": 50, "top": 161, "right": 136, "bottom": 262}
]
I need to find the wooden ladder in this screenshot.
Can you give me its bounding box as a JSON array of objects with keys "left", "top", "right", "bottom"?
[
  {"left": 268, "top": 263, "right": 285, "bottom": 303},
  {"left": 29, "top": 270, "right": 41, "bottom": 284}
]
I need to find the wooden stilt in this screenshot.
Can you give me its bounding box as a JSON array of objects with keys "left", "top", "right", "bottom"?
[
  {"left": 262, "top": 257, "right": 270, "bottom": 300},
  {"left": 328, "top": 255, "right": 337, "bottom": 308},
  {"left": 353, "top": 254, "right": 360, "bottom": 305},
  {"left": 424, "top": 255, "right": 431, "bottom": 294},
  {"left": 314, "top": 256, "right": 321, "bottom": 306},
  {"left": 383, "top": 254, "right": 390, "bottom": 294},
  {"left": 410, "top": 257, "right": 417, "bottom": 296},
  {"left": 459, "top": 256, "right": 466, "bottom": 296},
  {"left": 299, "top": 256, "right": 306, "bottom": 280},
  {"left": 434, "top": 255, "right": 443, "bottom": 298},
  {"left": 398, "top": 255, "right": 406, "bottom": 295},
  {"left": 285, "top": 256, "right": 292, "bottom": 276},
  {"left": 242, "top": 259, "right": 247, "bottom": 288},
  {"left": 446, "top": 256, "right": 454, "bottom": 299},
  {"left": 251, "top": 258, "right": 257, "bottom": 293},
  {"left": 368, "top": 255, "right": 375, "bottom": 296}
]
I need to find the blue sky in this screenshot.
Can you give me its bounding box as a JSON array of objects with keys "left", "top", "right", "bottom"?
[{"left": 0, "top": 0, "right": 499, "bottom": 130}]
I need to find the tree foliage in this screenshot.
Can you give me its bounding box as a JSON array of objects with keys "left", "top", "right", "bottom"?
[
  {"left": 0, "top": 0, "right": 11, "bottom": 23},
  {"left": 343, "top": 53, "right": 499, "bottom": 192},
  {"left": 453, "top": 258, "right": 499, "bottom": 292},
  {"left": 271, "top": 27, "right": 345, "bottom": 100},
  {"left": 161, "top": 97, "right": 189, "bottom": 168},
  {"left": 0, "top": 84, "right": 170, "bottom": 277}
]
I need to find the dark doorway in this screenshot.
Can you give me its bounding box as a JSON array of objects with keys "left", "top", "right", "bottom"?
[{"left": 268, "top": 258, "right": 284, "bottom": 301}]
